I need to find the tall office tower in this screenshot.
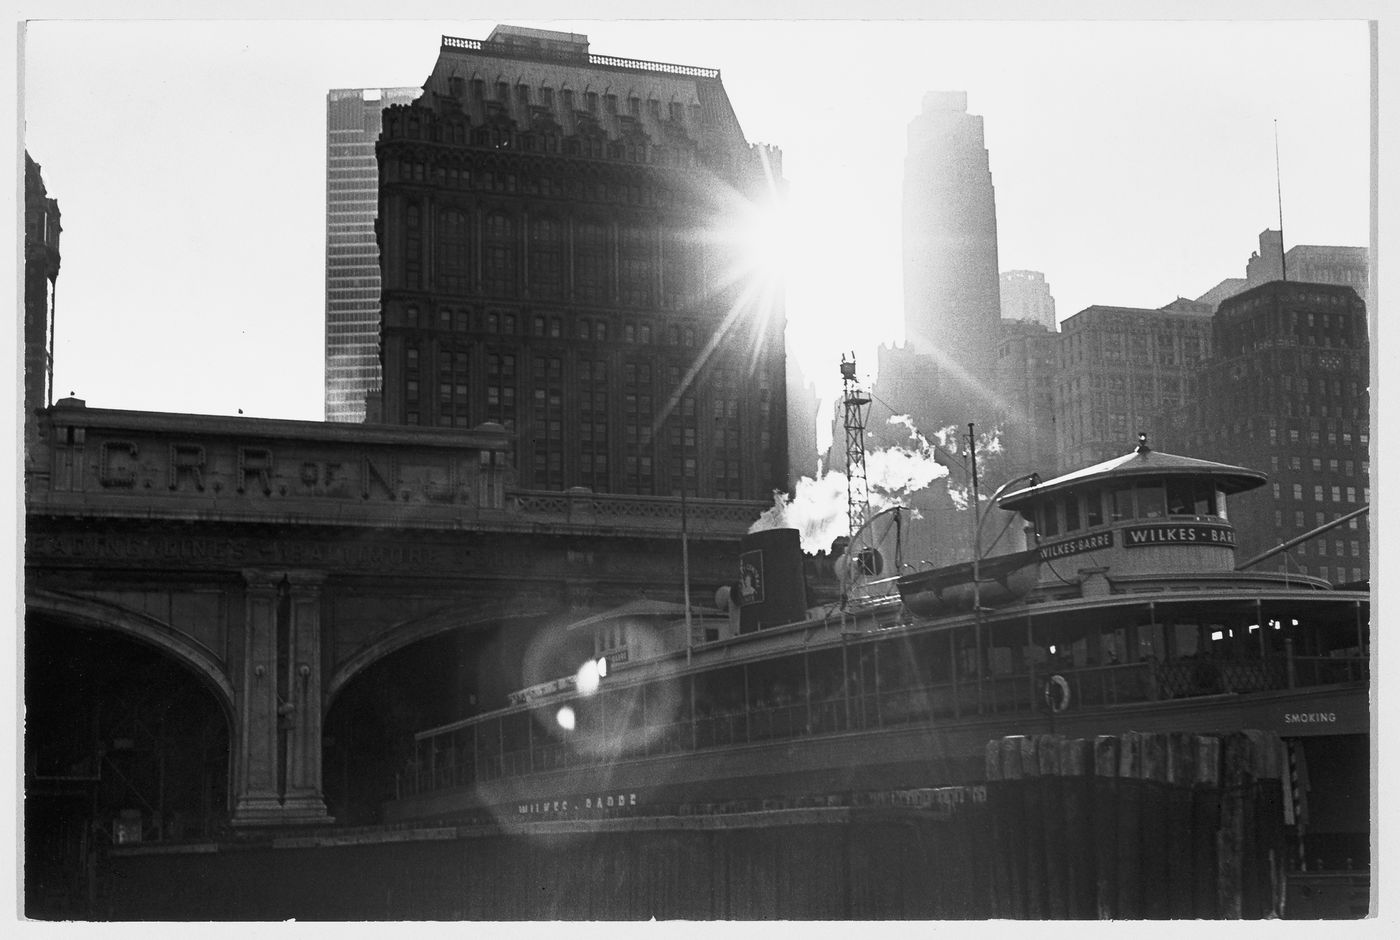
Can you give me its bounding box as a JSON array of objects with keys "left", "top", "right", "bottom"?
[
  {"left": 24, "top": 153, "right": 61, "bottom": 468},
  {"left": 1196, "top": 229, "right": 1369, "bottom": 313},
  {"left": 785, "top": 357, "right": 820, "bottom": 485},
  {"left": 1053, "top": 299, "right": 1214, "bottom": 470},
  {"left": 900, "top": 91, "right": 1002, "bottom": 428},
  {"left": 1171, "top": 281, "right": 1370, "bottom": 581},
  {"left": 374, "top": 26, "right": 788, "bottom": 498},
  {"left": 325, "top": 87, "right": 422, "bottom": 423},
  {"left": 999, "top": 270, "right": 1057, "bottom": 331},
  {"left": 993, "top": 319, "right": 1060, "bottom": 479}
]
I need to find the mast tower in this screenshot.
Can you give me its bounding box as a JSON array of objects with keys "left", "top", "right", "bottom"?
[{"left": 840, "top": 355, "right": 872, "bottom": 544}]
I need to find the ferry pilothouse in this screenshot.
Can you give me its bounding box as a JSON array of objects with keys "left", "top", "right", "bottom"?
[{"left": 386, "top": 437, "right": 1369, "bottom": 886}]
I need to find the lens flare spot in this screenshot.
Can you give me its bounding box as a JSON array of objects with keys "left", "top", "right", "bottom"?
[
  {"left": 556, "top": 705, "right": 576, "bottom": 731},
  {"left": 576, "top": 659, "right": 601, "bottom": 696}
]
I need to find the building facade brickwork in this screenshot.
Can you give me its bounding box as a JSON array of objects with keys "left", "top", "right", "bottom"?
[
  {"left": 1169, "top": 281, "right": 1370, "bottom": 580},
  {"left": 993, "top": 318, "right": 1059, "bottom": 479},
  {"left": 374, "top": 27, "right": 788, "bottom": 499},
  {"left": 1053, "top": 301, "right": 1213, "bottom": 471}
]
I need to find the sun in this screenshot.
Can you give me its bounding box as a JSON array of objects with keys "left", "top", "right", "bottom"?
[{"left": 728, "top": 186, "right": 795, "bottom": 292}]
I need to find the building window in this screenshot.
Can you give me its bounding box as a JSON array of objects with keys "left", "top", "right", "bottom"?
[
  {"left": 435, "top": 208, "right": 470, "bottom": 293},
  {"left": 575, "top": 220, "right": 608, "bottom": 303},
  {"left": 530, "top": 216, "right": 564, "bottom": 299},
  {"left": 483, "top": 211, "right": 516, "bottom": 296},
  {"left": 619, "top": 224, "right": 653, "bottom": 307}
]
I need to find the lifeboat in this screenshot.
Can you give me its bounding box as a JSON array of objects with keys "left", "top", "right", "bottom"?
[{"left": 895, "top": 547, "right": 1040, "bottom": 616}]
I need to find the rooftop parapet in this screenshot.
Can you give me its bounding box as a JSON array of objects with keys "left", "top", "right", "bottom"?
[{"left": 441, "top": 33, "right": 720, "bottom": 79}]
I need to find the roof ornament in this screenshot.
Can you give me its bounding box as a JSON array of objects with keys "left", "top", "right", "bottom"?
[{"left": 1136, "top": 432, "right": 1151, "bottom": 455}]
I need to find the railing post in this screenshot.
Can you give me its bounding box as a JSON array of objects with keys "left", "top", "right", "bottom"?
[
  {"left": 841, "top": 637, "right": 852, "bottom": 730},
  {"left": 689, "top": 675, "right": 697, "bottom": 751},
  {"left": 803, "top": 649, "right": 812, "bottom": 735},
  {"left": 873, "top": 644, "right": 883, "bottom": 728},
  {"left": 950, "top": 631, "right": 961, "bottom": 719}
]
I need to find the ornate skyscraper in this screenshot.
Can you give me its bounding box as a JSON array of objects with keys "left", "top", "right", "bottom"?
[
  {"left": 374, "top": 26, "right": 789, "bottom": 498},
  {"left": 325, "top": 87, "right": 421, "bottom": 423},
  {"left": 1176, "top": 281, "right": 1370, "bottom": 582},
  {"left": 900, "top": 91, "right": 1002, "bottom": 429},
  {"left": 24, "top": 153, "right": 61, "bottom": 470}
]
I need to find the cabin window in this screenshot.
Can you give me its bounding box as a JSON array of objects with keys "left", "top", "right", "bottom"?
[
  {"left": 1064, "top": 495, "right": 1081, "bottom": 532},
  {"left": 1165, "top": 479, "right": 1193, "bottom": 516},
  {"left": 1112, "top": 487, "right": 1133, "bottom": 522},
  {"left": 1041, "top": 502, "right": 1059, "bottom": 537},
  {"left": 1196, "top": 484, "right": 1218, "bottom": 516},
  {"left": 1165, "top": 478, "right": 1218, "bottom": 517},
  {"left": 1135, "top": 483, "right": 1166, "bottom": 519},
  {"left": 1085, "top": 488, "right": 1104, "bottom": 527}
]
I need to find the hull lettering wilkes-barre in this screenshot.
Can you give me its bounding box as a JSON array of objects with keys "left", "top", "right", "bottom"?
[
  {"left": 1124, "top": 523, "right": 1236, "bottom": 547},
  {"left": 517, "top": 792, "right": 638, "bottom": 815}
]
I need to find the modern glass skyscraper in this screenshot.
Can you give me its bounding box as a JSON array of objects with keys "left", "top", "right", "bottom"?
[{"left": 325, "top": 87, "right": 420, "bottom": 423}]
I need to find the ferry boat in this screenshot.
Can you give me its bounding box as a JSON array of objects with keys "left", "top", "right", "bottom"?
[{"left": 385, "top": 438, "right": 1369, "bottom": 888}]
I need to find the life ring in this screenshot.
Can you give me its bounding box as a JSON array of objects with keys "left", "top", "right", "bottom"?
[{"left": 1044, "top": 674, "right": 1072, "bottom": 713}]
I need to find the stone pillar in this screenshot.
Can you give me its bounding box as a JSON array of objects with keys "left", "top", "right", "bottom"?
[
  {"left": 232, "top": 569, "right": 282, "bottom": 825},
  {"left": 281, "top": 570, "right": 331, "bottom": 820},
  {"left": 231, "top": 568, "right": 332, "bottom": 827}
]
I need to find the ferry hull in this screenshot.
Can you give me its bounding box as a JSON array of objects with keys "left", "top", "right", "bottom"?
[{"left": 385, "top": 681, "right": 1366, "bottom": 824}]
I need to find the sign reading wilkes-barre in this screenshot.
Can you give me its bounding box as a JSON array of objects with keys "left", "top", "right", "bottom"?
[
  {"left": 1123, "top": 523, "right": 1236, "bottom": 548},
  {"left": 1037, "top": 531, "right": 1113, "bottom": 562}
]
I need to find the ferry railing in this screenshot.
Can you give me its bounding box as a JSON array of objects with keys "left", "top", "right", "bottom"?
[
  {"left": 1152, "top": 659, "right": 1287, "bottom": 698},
  {"left": 1287, "top": 654, "right": 1367, "bottom": 688},
  {"left": 746, "top": 702, "right": 806, "bottom": 742},
  {"left": 1062, "top": 663, "right": 1157, "bottom": 707}
]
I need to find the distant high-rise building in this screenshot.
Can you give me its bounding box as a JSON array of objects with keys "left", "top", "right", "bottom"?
[
  {"left": 1196, "top": 229, "right": 1369, "bottom": 313},
  {"left": 900, "top": 91, "right": 1001, "bottom": 429},
  {"left": 993, "top": 319, "right": 1059, "bottom": 479},
  {"left": 325, "top": 87, "right": 421, "bottom": 423},
  {"left": 999, "top": 270, "right": 1057, "bottom": 331},
  {"left": 373, "top": 27, "right": 788, "bottom": 498},
  {"left": 1170, "top": 281, "right": 1370, "bottom": 582},
  {"left": 1053, "top": 300, "right": 1213, "bottom": 470},
  {"left": 785, "top": 357, "right": 820, "bottom": 485},
  {"left": 24, "top": 153, "right": 61, "bottom": 466}
]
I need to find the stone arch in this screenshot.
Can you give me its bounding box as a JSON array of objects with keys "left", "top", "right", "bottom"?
[
  {"left": 324, "top": 597, "right": 562, "bottom": 710},
  {"left": 26, "top": 588, "right": 237, "bottom": 728}
]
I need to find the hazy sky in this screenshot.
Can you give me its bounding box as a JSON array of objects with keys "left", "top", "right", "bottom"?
[{"left": 18, "top": 14, "right": 1373, "bottom": 422}]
